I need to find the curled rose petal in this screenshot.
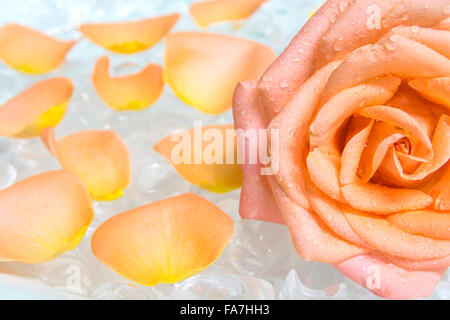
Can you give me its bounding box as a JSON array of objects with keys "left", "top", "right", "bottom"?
[
  {"left": 409, "top": 77, "right": 450, "bottom": 109},
  {"left": 91, "top": 193, "right": 234, "bottom": 286},
  {"left": 92, "top": 56, "right": 163, "bottom": 111},
  {"left": 0, "top": 171, "right": 93, "bottom": 263},
  {"left": 0, "top": 78, "right": 73, "bottom": 138},
  {"left": 164, "top": 32, "right": 275, "bottom": 114},
  {"left": 389, "top": 210, "right": 450, "bottom": 240},
  {"left": 41, "top": 128, "right": 131, "bottom": 201},
  {"left": 79, "top": 14, "right": 180, "bottom": 54},
  {"left": 0, "top": 23, "right": 77, "bottom": 74},
  {"left": 190, "top": 0, "right": 267, "bottom": 28},
  {"left": 154, "top": 124, "right": 242, "bottom": 193}
]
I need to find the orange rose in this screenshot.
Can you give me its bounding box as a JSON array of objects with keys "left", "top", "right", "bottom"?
[{"left": 233, "top": 0, "right": 450, "bottom": 299}]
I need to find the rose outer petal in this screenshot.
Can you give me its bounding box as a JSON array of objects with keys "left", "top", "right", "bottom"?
[
  {"left": 0, "top": 78, "right": 73, "bottom": 138},
  {"left": 92, "top": 56, "right": 163, "bottom": 111},
  {"left": 335, "top": 254, "right": 446, "bottom": 300},
  {"left": 190, "top": 0, "right": 267, "bottom": 28},
  {"left": 0, "top": 23, "right": 77, "bottom": 74},
  {"left": 79, "top": 14, "right": 180, "bottom": 54},
  {"left": 232, "top": 81, "right": 284, "bottom": 224},
  {"left": 0, "top": 171, "right": 93, "bottom": 263},
  {"left": 91, "top": 193, "right": 234, "bottom": 286}
]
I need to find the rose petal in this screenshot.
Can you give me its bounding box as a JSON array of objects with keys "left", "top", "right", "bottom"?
[
  {"left": 79, "top": 14, "right": 180, "bottom": 54},
  {"left": 269, "top": 177, "right": 367, "bottom": 263},
  {"left": 0, "top": 78, "right": 73, "bottom": 138},
  {"left": 41, "top": 128, "right": 131, "bottom": 201},
  {"left": 317, "top": 0, "right": 450, "bottom": 66},
  {"left": 269, "top": 61, "right": 341, "bottom": 209},
  {"left": 343, "top": 211, "right": 450, "bottom": 260},
  {"left": 340, "top": 118, "right": 374, "bottom": 185},
  {"left": 92, "top": 56, "right": 163, "bottom": 111},
  {"left": 0, "top": 171, "right": 93, "bottom": 263},
  {"left": 429, "top": 165, "right": 450, "bottom": 211},
  {"left": 358, "top": 105, "right": 433, "bottom": 159},
  {"left": 190, "top": 0, "right": 267, "bottom": 28},
  {"left": 335, "top": 254, "right": 445, "bottom": 300},
  {"left": 310, "top": 76, "right": 401, "bottom": 147},
  {"left": 322, "top": 35, "right": 450, "bottom": 102},
  {"left": 342, "top": 182, "right": 433, "bottom": 214},
  {"left": 232, "top": 81, "right": 284, "bottom": 224},
  {"left": 306, "top": 183, "right": 369, "bottom": 247},
  {"left": 0, "top": 23, "right": 77, "bottom": 74},
  {"left": 389, "top": 210, "right": 450, "bottom": 240},
  {"left": 164, "top": 32, "right": 275, "bottom": 114},
  {"left": 409, "top": 77, "right": 450, "bottom": 109},
  {"left": 258, "top": 0, "right": 351, "bottom": 119},
  {"left": 91, "top": 193, "right": 233, "bottom": 286},
  {"left": 154, "top": 124, "right": 242, "bottom": 194}
]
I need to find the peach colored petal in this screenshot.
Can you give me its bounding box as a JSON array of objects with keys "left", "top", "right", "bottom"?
[
  {"left": 359, "top": 122, "right": 406, "bottom": 183},
  {"left": 388, "top": 254, "right": 450, "bottom": 272},
  {"left": 340, "top": 118, "right": 374, "bottom": 185},
  {"left": 358, "top": 105, "right": 433, "bottom": 159},
  {"left": 155, "top": 124, "right": 242, "bottom": 194},
  {"left": 306, "top": 183, "right": 369, "bottom": 247},
  {"left": 269, "top": 61, "right": 340, "bottom": 209},
  {"left": 258, "top": 0, "right": 351, "bottom": 119},
  {"left": 429, "top": 165, "right": 450, "bottom": 211},
  {"left": 0, "top": 171, "right": 93, "bottom": 263},
  {"left": 435, "top": 18, "right": 450, "bottom": 31},
  {"left": 343, "top": 211, "right": 450, "bottom": 260},
  {"left": 269, "top": 177, "right": 367, "bottom": 263},
  {"left": 91, "top": 193, "right": 234, "bottom": 286},
  {"left": 342, "top": 182, "right": 433, "bottom": 214},
  {"left": 164, "top": 32, "right": 275, "bottom": 115},
  {"left": 190, "top": 0, "right": 267, "bottom": 28},
  {"left": 409, "top": 77, "right": 450, "bottom": 109},
  {"left": 322, "top": 35, "right": 450, "bottom": 103},
  {"left": 79, "top": 14, "right": 180, "bottom": 54},
  {"left": 232, "top": 81, "right": 284, "bottom": 224},
  {"left": 335, "top": 254, "right": 445, "bottom": 300},
  {"left": 40, "top": 128, "right": 131, "bottom": 201},
  {"left": 316, "top": 0, "right": 449, "bottom": 67},
  {"left": 395, "top": 115, "right": 450, "bottom": 181},
  {"left": 0, "top": 23, "right": 77, "bottom": 74},
  {"left": 0, "top": 78, "right": 73, "bottom": 138},
  {"left": 92, "top": 56, "right": 163, "bottom": 111},
  {"left": 307, "top": 147, "right": 345, "bottom": 203},
  {"left": 389, "top": 210, "right": 450, "bottom": 240},
  {"left": 310, "top": 76, "right": 401, "bottom": 147}
]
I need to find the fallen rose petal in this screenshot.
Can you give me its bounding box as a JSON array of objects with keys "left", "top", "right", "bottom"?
[
  {"left": 0, "top": 23, "right": 77, "bottom": 74},
  {"left": 0, "top": 78, "right": 73, "bottom": 138},
  {"left": 79, "top": 14, "right": 180, "bottom": 54},
  {"left": 164, "top": 32, "right": 275, "bottom": 114},
  {"left": 0, "top": 171, "right": 93, "bottom": 263},
  {"left": 190, "top": 0, "right": 267, "bottom": 28},
  {"left": 41, "top": 128, "right": 131, "bottom": 201},
  {"left": 91, "top": 193, "right": 234, "bottom": 286},
  {"left": 154, "top": 124, "right": 242, "bottom": 193},
  {"left": 92, "top": 56, "right": 163, "bottom": 111}
]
